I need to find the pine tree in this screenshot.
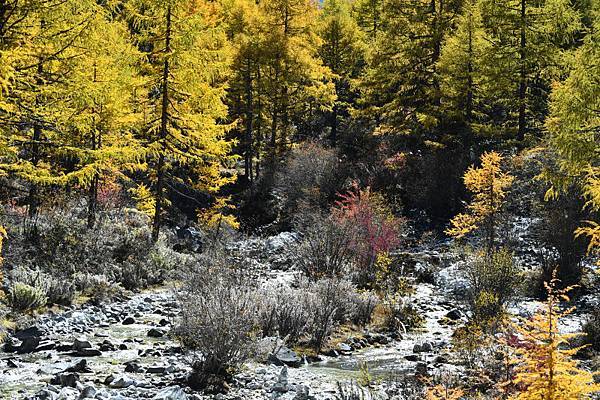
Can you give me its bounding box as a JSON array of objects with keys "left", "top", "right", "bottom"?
[
  {"left": 437, "top": 0, "right": 490, "bottom": 142},
  {"left": 352, "top": 0, "right": 385, "bottom": 41},
  {"left": 546, "top": 4, "right": 600, "bottom": 255},
  {"left": 446, "top": 151, "right": 514, "bottom": 252},
  {"left": 502, "top": 276, "right": 600, "bottom": 399},
  {"left": 259, "top": 0, "right": 333, "bottom": 159},
  {"left": 223, "top": 0, "right": 267, "bottom": 183},
  {"left": 125, "top": 0, "right": 236, "bottom": 241},
  {"left": 318, "top": 0, "right": 365, "bottom": 145},
  {"left": 478, "top": 0, "right": 580, "bottom": 141},
  {"left": 359, "top": 0, "right": 460, "bottom": 143}
]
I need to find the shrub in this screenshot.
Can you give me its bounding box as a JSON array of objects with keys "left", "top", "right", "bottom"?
[
  {"left": 7, "top": 282, "right": 47, "bottom": 312},
  {"left": 583, "top": 308, "right": 600, "bottom": 352},
  {"left": 465, "top": 247, "right": 520, "bottom": 327},
  {"left": 40, "top": 276, "right": 76, "bottom": 306},
  {"left": 175, "top": 259, "right": 259, "bottom": 386},
  {"left": 296, "top": 213, "right": 357, "bottom": 280},
  {"left": 10, "top": 267, "right": 75, "bottom": 306},
  {"left": 301, "top": 277, "right": 357, "bottom": 352},
  {"left": 257, "top": 278, "right": 375, "bottom": 349},
  {"left": 75, "top": 273, "right": 125, "bottom": 305},
  {"left": 275, "top": 142, "right": 343, "bottom": 220},
  {"left": 333, "top": 185, "right": 403, "bottom": 287},
  {"left": 4, "top": 208, "right": 176, "bottom": 292},
  {"left": 257, "top": 287, "right": 309, "bottom": 344},
  {"left": 348, "top": 290, "right": 379, "bottom": 326},
  {"left": 335, "top": 381, "right": 373, "bottom": 400}
]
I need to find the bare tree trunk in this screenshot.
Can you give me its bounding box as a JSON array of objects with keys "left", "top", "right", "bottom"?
[
  {"left": 152, "top": 6, "right": 172, "bottom": 243},
  {"left": 517, "top": 0, "right": 526, "bottom": 142}
]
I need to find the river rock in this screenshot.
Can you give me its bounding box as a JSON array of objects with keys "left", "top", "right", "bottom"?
[
  {"left": 122, "top": 316, "right": 135, "bottom": 325},
  {"left": 50, "top": 372, "right": 80, "bottom": 388},
  {"left": 338, "top": 343, "right": 352, "bottom": 353},
  {"left": 269, "top": 346, "right": 301, "bottom": 368},
  {"left": 17, "top": 336, "right": 41, "bottom": 353},
  {"left": 147, "top": 328, "right": 165, "bottom": 338},
  {"left": 14, "top": 326, "right": 43, "bottom": 339},
  {"left": 445, "top": 309, "right": 463, "bottom": 320},
  {"left": 152, "top": 386, "right": 188, "bottom": 400},
  {"left": 108, "top": 374, "right": 137, "bottom": 388},
  {"left": 294, "top": 385, "right": 311, "bottom": 400},
  {"left": 124, "top": 361, "right": 143, "bottom": 373},
  {"left": 65, "top": 359, "right": 91, "bottom": 373},
  {"left": 272, "top": 366, "right": 289, "bottom": 393},
  {"left": 77, "top": 348, "right": 102, "bottom": 357},
  {"left": 72, "top": 338, "right": 91, "bottom": 352},
  {"left": 79, "top": 385, "right": 97, "bottom": 399}
]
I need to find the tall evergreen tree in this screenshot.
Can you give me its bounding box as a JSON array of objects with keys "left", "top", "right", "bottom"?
[
  {"left": 55, "top": 10, "right": 144, "bottom": 228},
  {"left": 259, "top": 0, "right": 334, "bottom": 160},
  {"left": 0, "top": 0, "right": 99, "bottom": 236},
  {"left": 318, "top": 0, "right": 365, "bottom": 146},
  {"left": 546, "top": 5, "right": 600, "bottom": 254},
  {"left": 125, "top": 0, "right": 236, "bottom": 241},
  {"left": 437, "top": 0, "right": 490, "bottom": 143},
  {"left": 359, "top": 0, "right": 460, "bottom": 144},
  {"left": 479, "top": 0, "right": 580, "bottom": 141}
]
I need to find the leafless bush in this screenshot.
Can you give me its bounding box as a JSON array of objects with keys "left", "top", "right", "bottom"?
[
  {"left": 174, "top": 258, "right": 260, "bottom": 383},
  {"left": 275, "top": 142, "right": 344, "bottom": 219},
  {"left": 296, "top": 214, "right": 357, "bottom": 280},
  {"left": 257, "top": 287, "right": 309, "bottom": 344},
  {"left": 301, "top": 277, "right": 357, "bottom": 352},
  {"left": 348, "top": 290, "right": 379, "bottom": 326}
]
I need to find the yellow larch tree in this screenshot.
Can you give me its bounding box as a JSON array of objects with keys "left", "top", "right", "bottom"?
[
  {"left": 125, "top": 0, "right": 237, "bottom": 241},
  {"left": 55, "top": 9, "right": 145, "bottom": 228},
  {"left": 446, "top": 151, "right": 514, "bottom": 253},
  {"left": 503, "top": 277, "right": 600, "bottom": 400}
]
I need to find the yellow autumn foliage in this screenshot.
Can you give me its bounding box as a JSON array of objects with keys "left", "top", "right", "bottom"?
[
  {"left": 503, "top": 277, "right": 600, "bottom": 400},
  {"left": 446, "top": 151, "right": 514, "bottom": 251}
]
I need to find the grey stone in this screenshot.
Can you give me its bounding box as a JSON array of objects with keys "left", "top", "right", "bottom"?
[
  {"left": 152, "top": 386, "right": 188, "bottom": 400},
  {"left": 147, "top": 328, "right": 164, "bottom": 338},
  {"left": 50, "top": 372, "right": 80, "bottom": 388},
  {"left": 269, "top": 345, "right": 301, "bottom": 368},
  {"left": 17, "top": 336, "right": 40, "bottom": 353}
]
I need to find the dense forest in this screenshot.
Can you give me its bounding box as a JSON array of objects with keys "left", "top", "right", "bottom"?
[{"left": 0, "top": 0, "right": 599, "bottom": 399}]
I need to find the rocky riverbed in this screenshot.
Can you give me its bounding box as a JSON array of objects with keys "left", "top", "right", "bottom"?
[{"left": 1, "top": 232, "right": 596, "bottom": 400}]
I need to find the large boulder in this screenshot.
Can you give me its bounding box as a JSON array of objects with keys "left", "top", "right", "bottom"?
[{"left": 269, "top": 346, "right": 301, "bottom": 368}]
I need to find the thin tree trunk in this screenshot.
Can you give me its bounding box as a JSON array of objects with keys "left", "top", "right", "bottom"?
[
  {"left": 87, "top": 67, "right": 99, "bottom": 229},
  {"left": 244, "top": 57, "right": 253, "bottom": 184},
  {"left": 517, "top": 0, "right": 526, "bottom": 141},
  {"left": 152, "top": 6, "right": 172, "bottom": 243},
  {"left": 27, "top": 57, "right": 44, "bottom": 239}
]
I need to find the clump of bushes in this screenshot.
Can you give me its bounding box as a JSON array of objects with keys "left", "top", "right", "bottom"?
[
  {"left": 3, "top": 208, "right": 178, "bottom": 298},
  {"left": 174, "top": 256, "right": 259, "bottom": 390},
  {"left": 6, "top": 282, "right": 47, "bottom": 312},
  {"left": 258, "top": 286, "right": 310, "bottom": 344},
  {"left": 296, "top": 213, "right": 357, "bottom": 280},
  {"left": 275, "top": 142, "right": 344, "bottom": 221},
  {"left": 333, "top": 185, "right": 404, "bottom": 288},
  {"left": 257, "top": 278, "right": 379, "bottom": 351},
  {"left": 10, "top": 267, "right": 75, "bottom": 306},
  {"left": 464, "top": 247, "right": 520, "bottom": 327}
]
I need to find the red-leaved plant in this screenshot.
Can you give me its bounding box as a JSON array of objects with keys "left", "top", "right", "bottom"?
[{"left": 333, "top": 183, "right": 402, "bottom": 286}]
